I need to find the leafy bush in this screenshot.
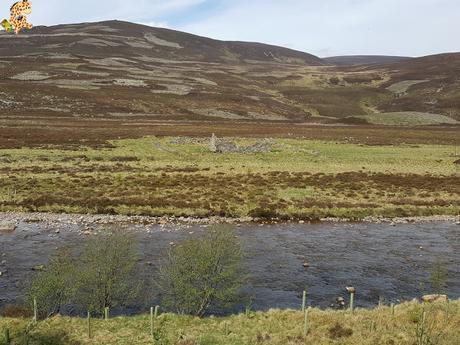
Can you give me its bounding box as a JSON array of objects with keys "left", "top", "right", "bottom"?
[
  {"left": 75, "top": 230, "right": 140, "bottom": 314},
  {"left": 28, "top": 231, "right": 140, "bottom": 317},
  {"left": 28, "top": 247, "right": 76, "bottom": 318},
  {"left": 158, "top": 225, "right": 245, "bottom": 316}
]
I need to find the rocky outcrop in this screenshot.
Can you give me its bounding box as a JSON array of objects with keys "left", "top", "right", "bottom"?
[{"left": 209, "top": 134, "right": 272, "bottom": 154}]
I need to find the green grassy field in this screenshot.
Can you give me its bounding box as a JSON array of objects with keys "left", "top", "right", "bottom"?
[
  {"left": 1, "top": 301, "right": 458, "bottom": 345},
  {"left": 0, "top": 136, "right": 458, "bottom": 219}
]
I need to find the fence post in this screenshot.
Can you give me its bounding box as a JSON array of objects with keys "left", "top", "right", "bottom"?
[
  {"left": 303, "top": 307, "right": 309, "bottom": 336},
  {"left": 150, "top": 307, "right": 154, "bottom": 338},
  {"left": 350, "top": 293, "right": 355, "bottom": 314},
  {"left": 445, "top": 299, "right": 450, "bottom": 319},
  {"left": 104, "top": 307, "right": 109, "bottom": 321},
  {"left": 346, "top": 287, "right": 356, "bottom": 314},
  {"left": 391, "top": 303, "right": 395, "bottom": 316},
  {"left": 33, "top": 297, "right": 38, "bottom": 323},
  {"left": 87, "top": 312, "right": 92, "bottom": 339},
  {"left": 150, "top": 306, "right": 159, "bottom": 338},
  {"left": 4, "top": 328, "right": 10, "bottom": 345},
  {"left": 301, "top": 290, "right": 307, "bottom": 312}
]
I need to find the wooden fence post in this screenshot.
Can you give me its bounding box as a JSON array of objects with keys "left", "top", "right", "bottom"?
[
  {"left": 350, "top": 293, "right": 355, "bottom": 313},
  {"left": 346, "top": 287, "right": 356, "bottom": 314},
  {"left": 150, "top": 307, "right": 154, "bottom": 338},
  {"left": 391, "top": 303, "right": 395, "bottom": 316},
  {"left": 104, "top": 307, "right": 109, "bottom": 321},
  {"left": 301, "top": 290, "right": 307, "bottom": 312},
  {"left": 303, "top": 307, "right": 309, "bottom": 336},
  {"left": 33, "top": 297, "right": 38, "bottom": 323},
  {"left": 87, "top": 312, "right": 92, "bottom": 339},
  {"left": 150, "top": 306, "right": 160, "bottom": 338},
  {"left": 4, "top": 328, "right": 10, "bottom": 345}
]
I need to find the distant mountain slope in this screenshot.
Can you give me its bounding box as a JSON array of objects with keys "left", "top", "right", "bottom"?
[
  {"left": 0, "top": 20, "right": 329, "bottom": 123},
  {"left": 0, "top": 20, "right": 325, "bottom": 65},
  {"left": 324, "top": 55, "right": 412, "bottom": 66},
  {"left": 375, "top": 53, "right": 460, "bottom": 120},
  {"left": 0, "top": 20, "right": 458, "bottom": 124},
  {"left": 381, "top": 53, "right": 460, "bottom": 79}
]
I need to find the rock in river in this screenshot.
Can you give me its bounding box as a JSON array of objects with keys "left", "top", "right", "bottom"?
[
  {"left": 32, "top": 265, "right": 46, "bottom": 272},
  {"left": 422, "top": 294, "right": 448, "bottom": 303},
  {"left": 0, "top": 223, "right": 16, "bottom": 234}
]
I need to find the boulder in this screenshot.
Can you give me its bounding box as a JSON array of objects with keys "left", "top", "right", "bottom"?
[
  {"left": 422, "top": 294, "right": 448, "bottom": 303},
  {"left": 0, "top": 223, "right": 16, "bottom": 234},
  {"left": 32, "top": 265, "right": 46, "bottom": 272},
  {"left": 332, "top": 297, "right": 346, "bottom": 309},
  {"left": 346, "top": 287, "right": 356, "bottom": 294}
]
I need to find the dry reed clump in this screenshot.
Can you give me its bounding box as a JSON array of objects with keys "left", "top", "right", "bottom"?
[
  {"left": 0, "top": 305, "right": 33, "bottom": 318},
  {"left": 328, "top": 322, "right": 353, "bottom": 339}
]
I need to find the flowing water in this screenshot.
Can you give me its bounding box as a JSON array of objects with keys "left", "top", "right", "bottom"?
[{"left": 0, "top": 220, "right": 459, "bottom": 313}]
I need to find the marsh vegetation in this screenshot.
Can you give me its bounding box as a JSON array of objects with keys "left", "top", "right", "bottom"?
[{"left": 0, "top": 136, "right": 458, "bottom": 220}]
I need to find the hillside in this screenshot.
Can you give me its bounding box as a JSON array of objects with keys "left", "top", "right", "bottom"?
[
  {"left": 374, "top": 53, "right": 460, "bottom": 120},
  {"left": 0, "top": 20, "right": 329, "bottom": 124},
  {"left": 0, "top": 20, "right": 325, "bottom": 65},
  {"left": 0, "top": 20, "right": 459, "bottom": 131},
  {"left": 324, "top": 55, "right": 412, "bottom": 66}
]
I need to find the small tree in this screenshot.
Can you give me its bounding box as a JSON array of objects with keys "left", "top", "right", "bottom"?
[
  {"left": 28, "top": 247, "right": 77, "bottom": 318},
  {"left": 28, "top": 231, "right": 140, "bottom": 318},
  {"left": 158, "top": 225, "right": 244, "bottom": 316},
  {"left": 75, "top": 230, "right": 140, "bottom": 314},
  {"left": 430, "top": 259, "right": 448, "bottom": 295}
]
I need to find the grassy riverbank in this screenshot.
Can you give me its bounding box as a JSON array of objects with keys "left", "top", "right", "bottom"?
[
  {"left": 0, "top": 136, "right": 458, "bottom": 220},
  {"left": 1, "top": 301, "right": 459, "bottom": 345}
]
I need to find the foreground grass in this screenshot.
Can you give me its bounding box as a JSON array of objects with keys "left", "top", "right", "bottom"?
[
  {"left": 1, "top": 301, "right": 459, "bottom": 345},
  {"left": 0, "top": 136, "right": 458, "bottom": 219}
]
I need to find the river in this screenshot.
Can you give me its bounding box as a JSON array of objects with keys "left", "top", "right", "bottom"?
[{"left": 0, "top": 219, "right": 459, "bottom": 313}]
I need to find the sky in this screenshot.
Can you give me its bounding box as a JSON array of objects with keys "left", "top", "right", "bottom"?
[{"left": 6, "top": 0, "right": 460, "bottom": 57}]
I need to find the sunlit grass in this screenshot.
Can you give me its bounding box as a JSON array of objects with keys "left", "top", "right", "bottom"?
[
  {"left": 0, "top": 136, "right": 458, "bottom": 219},
  {"left": 1, "top": 300, "right": 459, "bottom": 345}
]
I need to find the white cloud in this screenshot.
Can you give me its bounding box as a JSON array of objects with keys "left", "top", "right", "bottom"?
[
  {"left": 178, "top": 0, "right": 460, "bottom": 57},
  {"left": 138, "top": 21, "right": 170, "bottom": 29},
  {"left": 19, "top": 0, "right": 460, "bottom": 57},
  {"left": 28, "top": 0, "right": 205, "bottom": 26}
]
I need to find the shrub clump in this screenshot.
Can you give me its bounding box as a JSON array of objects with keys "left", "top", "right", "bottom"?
[
  {"left": 28, "top": 231, "right": 140, "bottom": 317},
  {"left": 158, "top": 225, "right": 245, "bottom": 317}
]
